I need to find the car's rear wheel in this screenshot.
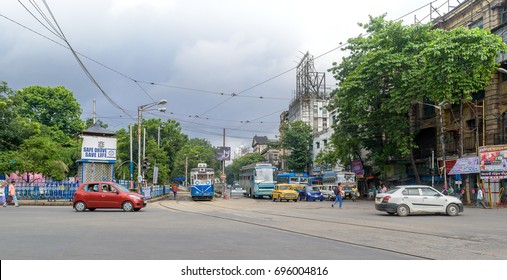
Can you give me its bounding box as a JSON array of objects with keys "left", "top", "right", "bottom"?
[
  {"left": 446, "top": 204, "right": 459, "bottom": 216},
  {"left": 122, "top": 201, "right": 134, "bottom": 212},
  {"left": 74, "top": 201, "right": 86, "bottom": 212},
  {"left": 396, "top": 205, "right": 409, "bottom": 216}
]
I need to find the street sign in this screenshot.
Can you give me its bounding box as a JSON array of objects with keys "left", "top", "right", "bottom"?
[
  {"left": 153, "top": 167, "right": 159, "bottom": 185},
  {"left": 220, "top": 173, "right": 226, "bottom": 180}
]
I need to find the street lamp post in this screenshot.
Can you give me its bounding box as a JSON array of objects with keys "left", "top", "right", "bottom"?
[
  {"left": 185, "top": 155, "right": 188, "bottom": 187},
  {"left": 137, "top": 100, "right": 167, "bottom": 190}
]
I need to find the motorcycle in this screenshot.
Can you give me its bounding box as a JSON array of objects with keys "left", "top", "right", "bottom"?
[{"left": 351, "top": 188, "right": 359, "bottom": 202}]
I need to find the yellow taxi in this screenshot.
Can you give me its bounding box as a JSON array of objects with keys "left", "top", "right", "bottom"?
[{"left": 272, "top": 183, "right": 299, "bottom": 202}]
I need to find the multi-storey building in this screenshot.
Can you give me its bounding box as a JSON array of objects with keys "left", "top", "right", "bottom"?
[{"left": 409, "top": 0, "right": 507, "bottom": 201}]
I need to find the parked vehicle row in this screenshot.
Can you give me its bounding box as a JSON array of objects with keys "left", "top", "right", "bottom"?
[{"left": 271, "top": 184, "right": 325, "bottom": 202}]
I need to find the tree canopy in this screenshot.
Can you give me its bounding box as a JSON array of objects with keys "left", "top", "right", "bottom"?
[
  {"left": 280, "top": 120, "right": 313, "bottom": 173},
  {"left": 326, "top": 15, "right": 507, "bottom": 175}
]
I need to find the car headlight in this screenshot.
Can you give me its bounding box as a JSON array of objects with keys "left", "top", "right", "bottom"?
[{"left": 129, "top": 195, "right": 141, "bottom": 200}]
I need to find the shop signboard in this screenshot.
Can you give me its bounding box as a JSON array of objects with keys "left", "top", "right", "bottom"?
[{"left": 448, "top": 157, "right": 479, "bottom": 175}]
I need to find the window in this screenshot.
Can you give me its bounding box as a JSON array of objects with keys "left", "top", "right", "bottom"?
[
  {"left": 316, "top": 142, "right": 320, "bottom": 149},
  {"left": 421, "top": 187, "right": 439, "bottom": 196},
  {"left": 402, "top": 188, "right": 420, "bottom": 196},
  {"left": 323, "top": 139, "right": 328, "bottom": 147},
  {"left": 502, "top": 6, "right": 507, "bottom": 24},
  {"left": 323, "top": 118, "right": 327, "bottom": 128},
  {"left": 469, "top": 18, "right": 483, "bottom": 29}
]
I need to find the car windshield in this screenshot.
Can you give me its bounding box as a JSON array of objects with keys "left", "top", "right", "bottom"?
[{"left": 255, "top": 168, "right": 275, "bottom": 182}]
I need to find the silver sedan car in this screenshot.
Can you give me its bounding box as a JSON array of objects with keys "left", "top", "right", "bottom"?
[{"left": 375, "top": 185, "right": 464, "bottom": 216}]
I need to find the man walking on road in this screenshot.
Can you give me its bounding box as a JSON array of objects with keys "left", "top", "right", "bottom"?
[
  {"left": 171, "top": 185, "right": 178, "bottom": 200},
  {"left": 475, "top": 185, "right": 487, "bottom": 209},
  {"left": 332, "top": 183, "right": 343, "bottom": 208}
]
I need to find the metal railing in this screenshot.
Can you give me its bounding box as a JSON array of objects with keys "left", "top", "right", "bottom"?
[{"left": 4, "top": 179, "right": 170, "bottom": 202}]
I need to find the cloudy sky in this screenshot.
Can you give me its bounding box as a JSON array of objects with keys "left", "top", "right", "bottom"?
[{"left": 0, "top": 0, "right": 456, "bottom": 150}]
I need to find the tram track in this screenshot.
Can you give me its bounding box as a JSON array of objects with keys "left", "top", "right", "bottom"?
[
  {"left": 158, "top": 201, "right": 434, "bottom": 260},
  {"left": 198, "top": 202, "right": 481, "bottom": 243}
]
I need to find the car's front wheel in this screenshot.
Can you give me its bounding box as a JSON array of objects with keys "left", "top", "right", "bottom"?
[
  {"left": 122, "top": 201, "right": 134, "bottom": 212},
  {"left": 446, "top": 204, "right": 459, "bottom": 216},
  {"left": 396, "top": 205, "right": 410, "bottom": 216},
  {"left": 74, "top": 201, "right": 87, "bottom": 212}
]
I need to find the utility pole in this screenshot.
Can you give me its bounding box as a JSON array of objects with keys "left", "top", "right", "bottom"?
[
  {"left": 129, "top": 123, "right": 133, "bottom": 189},
  {"left": 438, "top": 105, "right": 448, "bottom": 188}
]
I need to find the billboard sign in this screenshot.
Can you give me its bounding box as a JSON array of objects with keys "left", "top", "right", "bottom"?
[
  {"left": 216, "top": 146, "right": 231, "bottom": 161},
  {"left": 81, "top": 136, "right": 117, "bottom": 161},
  {"left": 479, "top": 145, "right": 507, "bottom": 179}
]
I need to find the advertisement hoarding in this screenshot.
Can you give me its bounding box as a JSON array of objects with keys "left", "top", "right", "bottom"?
[
  {"left": 216, "top": 146, "right": 231, "bottom": 161},
  {"left": 479, "top": 145, "right": 507, "bottom": 179}
]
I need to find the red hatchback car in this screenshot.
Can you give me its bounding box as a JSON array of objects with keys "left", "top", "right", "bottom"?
[{"left": 73, "top": 182, "right": 146, "bottom": 212}]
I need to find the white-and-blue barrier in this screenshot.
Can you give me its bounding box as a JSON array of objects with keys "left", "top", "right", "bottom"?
[{"left": 4, "top": 179, "right": 170, "bottom": 202}]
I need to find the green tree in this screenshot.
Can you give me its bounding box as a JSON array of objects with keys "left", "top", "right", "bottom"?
[
  {"left": 0, "top": 135, "right": 68, "bottom": 181},
  {"left": 172, "top": 138, "right": 218, "bottom": 183},
  {"left": 13, "top": 85, "right": 84, "bottom": 139},
  {"left": 327, "top": 15, "right": 507, "bottom": 178},
  {"left": 280, "top": 120, "right": 313, "bottom": 173},
  {"left": 0, "top": 82, "right": 41, "bottom": 152},
  {"left": 85, "top": 118, "right": 108, "bottom": 129},
  {"left": 1, "top": 83, "right": 80, "bottom": 179},
  {"left": 114, "top": 118, "right": 188, "bottom": 184}
]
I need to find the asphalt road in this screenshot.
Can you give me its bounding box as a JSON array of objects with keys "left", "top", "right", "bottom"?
[{"left": 1, "top": 197, "right": 506, "bottom": 260}]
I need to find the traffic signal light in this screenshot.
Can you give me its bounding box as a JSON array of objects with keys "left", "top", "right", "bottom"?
[{"left": 142, "top": 158, "right": 149, "bottom": 172}]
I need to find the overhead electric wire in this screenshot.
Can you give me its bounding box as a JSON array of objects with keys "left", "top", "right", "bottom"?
[
  {"left": 7, "top": 0, "right": 443, "bottom": 140},
  {"left": 17, "top": 0, "right": 135, "bottom": 120}
]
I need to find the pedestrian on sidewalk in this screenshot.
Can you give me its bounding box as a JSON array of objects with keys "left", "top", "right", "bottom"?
[
  {"left": 379, "top": 180, "right": 387, "bottom": 193},
  {"left": 332, "top": 183, "right": 343, "bottom": 208},
  {"left": 0, "top": 180, "right": 6, "bottom": 205},
  {"left": 475, "top": 185, "right": 487, "bottom": 209},
  {"left": 3, "top": 180, "right": 19, "bottom": 207},
  {"left": 171, "top": 185, "right": 178, "bottom": 200}
]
